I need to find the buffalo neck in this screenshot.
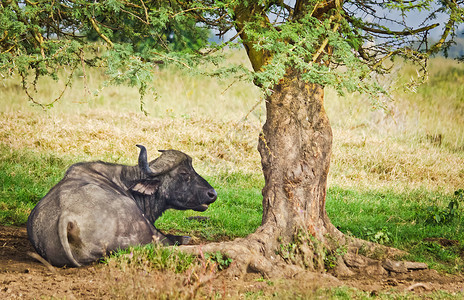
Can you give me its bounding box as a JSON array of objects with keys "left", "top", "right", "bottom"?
[
  {"left": 120, "top": 165, "right": 166, "bottom": 224},
  {"left": 120, "top": 165, "right": 145, "bottom": 185}
]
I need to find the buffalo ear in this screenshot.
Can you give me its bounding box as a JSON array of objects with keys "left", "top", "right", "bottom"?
[{"left": 130, "top": 180, "right": 160, "bottom": 196}]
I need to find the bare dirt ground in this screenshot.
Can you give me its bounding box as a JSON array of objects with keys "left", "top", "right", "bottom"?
[{"left": 1, "top": 225, "right": 463, "bottom": 299}]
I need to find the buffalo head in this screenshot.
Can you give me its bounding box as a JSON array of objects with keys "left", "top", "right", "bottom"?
[{"left": 134, "top": 145, "right": 217, "bottom": 213}]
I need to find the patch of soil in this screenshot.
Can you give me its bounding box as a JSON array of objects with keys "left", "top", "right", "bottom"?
[
  {"left": 0, "top": 225, "right": 463, "bottom": 299},
  {"left": 0, "top": 225, "right": 35, "bottom": 274},
  {"left": 0, "top": 226, "right": 106, "bottom": 299}
]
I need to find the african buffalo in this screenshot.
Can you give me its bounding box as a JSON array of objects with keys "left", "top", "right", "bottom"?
[{"left": 27, "top": 145, "right": 217, "bottom": 267}]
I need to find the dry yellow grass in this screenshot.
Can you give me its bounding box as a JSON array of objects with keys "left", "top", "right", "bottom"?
[
  {"left": 0, "top": 52, "right": 463, "bottom": 193},
  {"left": 0, "top": 110, "right": 262, "bottom": 177},
  {"left": 324, "top": 58, "right": 464, "bottom": 193}
]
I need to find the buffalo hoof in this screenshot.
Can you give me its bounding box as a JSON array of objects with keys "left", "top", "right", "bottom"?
[{"left": 166, "top": 234, "right": 191, "bottom": 245}]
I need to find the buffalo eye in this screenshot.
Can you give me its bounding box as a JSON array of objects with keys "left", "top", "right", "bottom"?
[{"left": 178, "top": 169, "right": 190, "bottom": 180}]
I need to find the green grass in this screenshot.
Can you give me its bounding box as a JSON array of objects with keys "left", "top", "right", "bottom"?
[
  {"left": 103, "top": 243, "right": 197, "bottom": 273},
  {"left": 157, "top": 173, "right": 263, "bottom": 240},
  {"left": 0, "top": 146, "right": 72, "bottom": 225},
  {"left": 327, "top": 187, "right": 464, "bottom": 273},
  {"left": 313, "top": 286, "right": 464, "bottom": 299}
]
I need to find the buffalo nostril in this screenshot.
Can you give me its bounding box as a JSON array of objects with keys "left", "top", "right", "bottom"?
[{"left": 206, "top": 189, "right": 217, "bottom": 202}]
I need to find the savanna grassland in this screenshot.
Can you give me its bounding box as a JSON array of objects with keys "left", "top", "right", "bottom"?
[{"left": 0, "top": 52, "right": 464, "bottom": 298}]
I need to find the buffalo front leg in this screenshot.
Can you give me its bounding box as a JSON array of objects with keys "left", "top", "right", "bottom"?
[
  {"left": 151, "top": 228, "right": 191, "bottom": 246},
  {"left": 165, "top": 234, "right": 191, "bottom": 245}
]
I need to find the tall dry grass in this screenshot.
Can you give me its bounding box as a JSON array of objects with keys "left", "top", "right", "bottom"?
[
  {"left": 0, "top": 52, "right": 463, "bottom": 193},
  {"left": 325, "top": 58, "right": 464, "bottom": 192}
]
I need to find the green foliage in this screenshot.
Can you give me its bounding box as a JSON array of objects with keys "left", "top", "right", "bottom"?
[
  {"left": 204, "top": 251, "right": 233, "bottom": 270},
  {"left": 324, "top": 244, "right": 347, "bottom": 271},
  {"left": 250, "top": 10, "right": 378, "bottom": 97},
  {"left": 456, "top": 189, "right": 464, "bottom": 201},
  {"left": 255, "top": 276, "right": 274, "bottom": 286},
  {"left": 275, "top": 231, "right": 326, "bottom": 271},
  {"left": 0, "top": 0, "right": 213, "bottom": 109},
  {"left": 362, "top": 226, "right": 392, "bottom": 245},
  {"left": 277, "top": 242, "right": 298, "bottom": 262},
  {"left": 2, "top": 0, "right": 463, "bottom": 108},
  {"left": 422, "top": 190, "right": 462, "bottom": 225}
]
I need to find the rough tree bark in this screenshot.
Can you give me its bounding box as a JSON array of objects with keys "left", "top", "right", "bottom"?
[
  {"left": 258, "top": 71, "right": 336, "bottom": 245},
  {"left": 181, "top": 65, "right": 422, "bottom": 279}
]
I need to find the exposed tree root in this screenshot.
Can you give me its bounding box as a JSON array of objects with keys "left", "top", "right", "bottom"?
[
  {"left": 323, "top": 232, "right": 427, "bottom": 278},
  {"left": 182, "top": 237, "right": 294, "bottom": 279},
  {"left": 406, "top": 282, "right": 431, "bottom": 291},
  {"left": 180, "top": 229, "right": 427, "bottom": 280}
]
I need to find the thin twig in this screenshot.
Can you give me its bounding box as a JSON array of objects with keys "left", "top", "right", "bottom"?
[
  {"left": 171, "top": 6, "right": 221, "bottom": 19},
  {"left": 201, "top": 26, "right": 245, "bottom": 56},
  {"left": 33, "top": 31, "right": 46, "bottom": 59},
  {"left": 120, "top": 8, "right": 150, "bottom": 24},
  {"left": 312, "top": 23, "right": 340, "bottom": 63},
  {"left": 21, "top": 63, "right": 78, "bottom": 109},
  {"left": 80, "top": 48, "right": 91, "bottom": 96},
  {"left": 1, "top": 45, "right": 16, "bottom": 54},
  {"left": 140, "top": 0, "right": 149, "bottom": 24},
  {"left": 241, "top": 98, "right": 264, "bottom": 122},
  {"left": 0, "top": 31, "right": 7, "bottom": 42},
  {"left": 152, "top": 51, "right": 191, "bottom": 69}
]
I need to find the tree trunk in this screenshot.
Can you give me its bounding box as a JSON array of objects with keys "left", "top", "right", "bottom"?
[
  {"left": 258, "top": 70, "right": 335, "bottom": 243},
  {"left": 238, "top": 69, "right": 344, "bottom": 274}
]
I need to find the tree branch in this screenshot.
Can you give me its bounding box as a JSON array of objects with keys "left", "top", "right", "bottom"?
[
  {"left": 171, "top": 6, "right": 223, "bottom": 19},
  {"left": 140, "top": 0, "right": 149, "bottom": 23},
  {"left": 120, "top": 8, "right": 150, "bottom": 25},
  {"left": 1, "top": 45, "right": 16, "bottom": 54},
  {"left": 89, "top": 17, "right": 114, "bottom": 47},
  {"left": 21, "top": 63, "right": 78, "bottom": 109},
  {"left": 359, "top": 22, "right": 439, "bottom": 36},
  {"left": 312, "top": 14, "right": 342, "bottom": 63},
  {"left": 233, "top": 3, "right": 272, "bottom": 72},
  {"left": 428, "top": 0, "right": 461, "bottom": 54},
  {"left": 0, "top": 31, "right": 7, "bottom": 43},
  {"left": 152, "top": 51, "right": 191, "bottom": 69},
  {"left": 32, "top": 30, "right": 46, "bottom": 59}
]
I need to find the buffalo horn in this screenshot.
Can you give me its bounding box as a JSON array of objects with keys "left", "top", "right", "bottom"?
[
  {"left": 136, "top": 145, "right": 188, "bottom": 176},
  {"left": 149, "top": 150, "right": 187, "bottom": 175},
  {"left": 136, "top": 145, "right": 154, "bottom": 175}
]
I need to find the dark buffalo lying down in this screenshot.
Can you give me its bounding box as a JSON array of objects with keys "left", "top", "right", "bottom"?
[{"left": 27, "top": 145, "right": 217, "bottom": 267}]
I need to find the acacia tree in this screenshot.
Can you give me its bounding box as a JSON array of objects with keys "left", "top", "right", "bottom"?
[{"left": 1, "top": 0, "right": 463, "bottom": 276}]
